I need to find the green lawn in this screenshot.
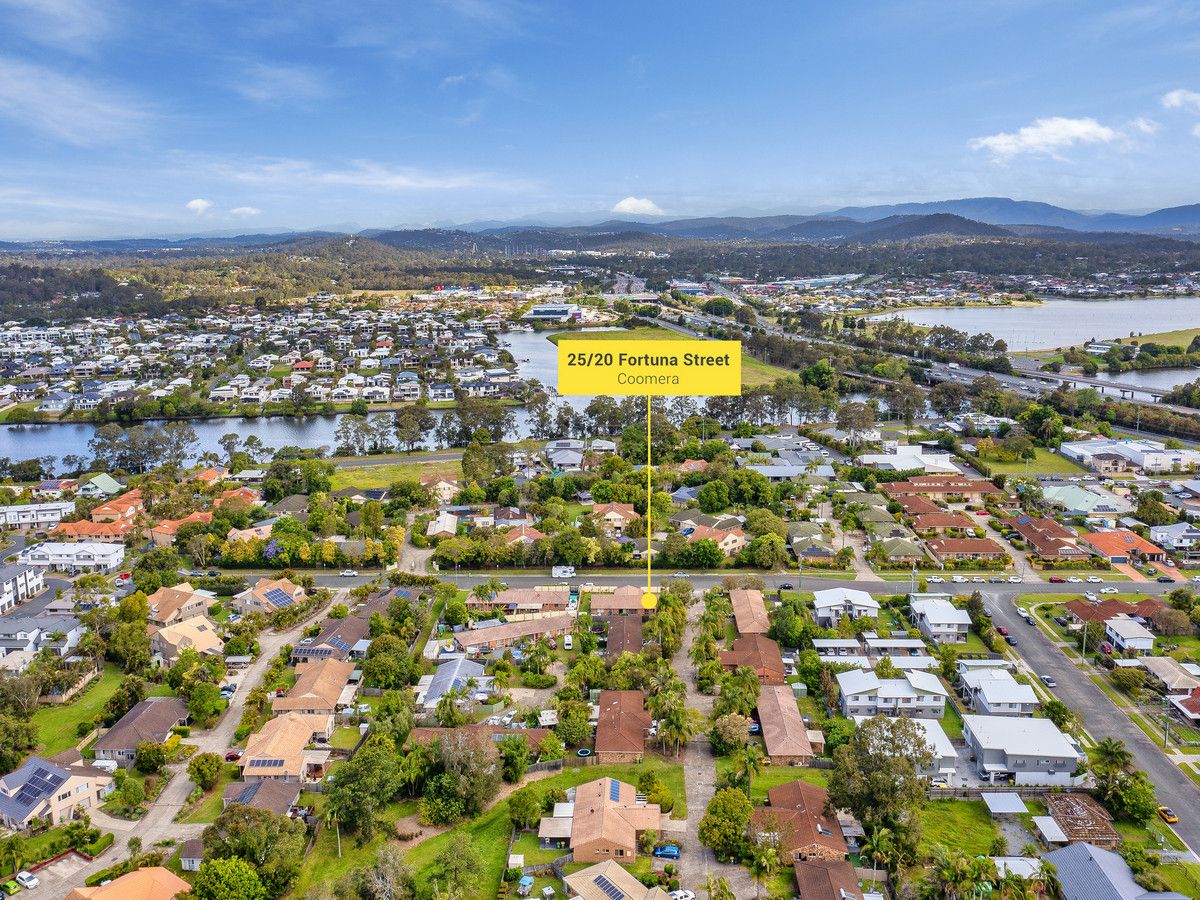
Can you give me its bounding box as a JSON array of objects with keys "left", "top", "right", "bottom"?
[
  {"left": 1116, "top": 818, "right": 1186, "bottom": 852},
  {"left": 713, "top": 758, "right": 829, "bottom": 804},
  {"left": 510, "top": 830, "right": 568, "bottom": 866},
  {"left": 917, "top": 800, "right": 1000, "bottom": 859},
  {"left": 179, "top": 763, "right": 239, "bottom": 824},
  {"left": 30, "top": 665, "right": 174, "bottom": 760},
  {"left": 403, "top": 760, "right": 685, "bottom": 900},
  {"left": 939, "top": 703, "right": 964, "bottom": 740},
  {"left": 330, "top": 458, "right": 462, "bottom": 491},
  {"left": 979, "top": 448, "right": 1085, "bottom": 475},
  {"left": 548, "top": 326, "right": 792, "bottom": 387},
  {"left": 330, "top": 726, "right": 363, "bottom": 750},
  {"left": 291, "top": 797, "right": 421, "bottom": 896},
  {"left": 1105, "top": 325, "right": 1200, "bottom": 349}
]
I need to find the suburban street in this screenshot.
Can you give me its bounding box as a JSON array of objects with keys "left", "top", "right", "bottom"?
[{"left": 984, "top": 590, "right": 1200, "bottom": 853}]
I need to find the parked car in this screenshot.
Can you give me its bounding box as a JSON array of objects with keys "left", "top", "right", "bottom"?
[
  {"left": 1099, "top": 642, "right": 1114, "bottom": 654},
  {"left": 1086, "top": 575, "right": 1103, "bottom": 583},
  {"left": 1066, "top": 576, "right": 1082, "bottom": 584},
  {"left": 997, "top": 626, "right": 1009, "bottom": 636},
  {"left": 1025, "top": 615, "right": 1036, "bottom": 626},
  {"left": 340, "top": 569, "right": 359, "bottom": 577},
  {"left": 1, "top": 880, "right": 21, "bottom": 896},
  {"left": 951, "top": 575, "right": 967, "bottom": 584},
  {"left": 1016, "top": 607, "right": 1028, "bottom": 617},
  {"left": 988, "top": 576, "right": 1004, "bottom": 583},
  {"left": 1007, "top": 575, "right": 1022, "bottom": 584},
  {"left": 1166, "top": 559, "right": 1176, "bottom": 567},
  {"left": 1191, "top": 575, "right": 1200, "bottom": 584},
  {"left": 1159, "top": 806, "right": 1179, "bottom": 824},
  {"left": 206, "top": 570, "right": 219, "bottom": 577},
  {"left": 1158, "top": 575, "right": 1175, "bottom": 583},
  {"left": 225, "top": 749, "right": 243, "bottom": 761},
  {"left": 1004, "top": 635, "right": 1017, "bottom": 646},
  {"left": 1100, "top": 587, "right": 1119, "bottom": 594},
  {"left": 928, "top": 575, "right": 945, "bottom": 584},
  {"left": 748, "top": 721, "right": 761, "bottom": 735},
  {"left": 1049, "top": 576, "right": 1066, "bottom": 583},
  {"left": 1041, "top": 675, "right": 1057, "bottom": 687},
  {"left": 14, "top": 873, "right": 37, "bottom": 890},
  {"left": 982, "top": 606, "right": 993, "bottom": 617},
  {"left": 1054, "top": 616, "right": 1069, "bottom": 627},
  {"left": 669, "top": 891, "right": 697, "bottom": 900},
  {"left": 779, "top": 582, "right": 794, "bottom": 590},
  {"left": 653, "top": 845, "right": 682, "bottom": 860},
  {"left": 563, "top": 635, "right": 573, "bottom": 651}
]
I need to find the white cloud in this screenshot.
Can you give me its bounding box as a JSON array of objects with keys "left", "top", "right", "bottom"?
[
  {"left": 1161, "top": 88, "right": 1200, "bottom": 112},
  {"left": 612, "top": 196, "right": 664, "bottom": 216},
  {"left": 969, "top": 116, "right": 1118, "bottom": 159},
  {"left": 0, "top": 55, "right": 148, "bottom": 145},
  {"left": 234, "top": 63, "right": 330, "bottom": 103},
  {"left": 1193, "top": 124, "right": 1200, "bottom": 138},
  {"left": 229, "top": 206, "right": 261, "bottom": 217},
  {"left": 0, "top": 0, "right": 111, "bottom": 49},
  {"left": 1131, "top": 116, "right": 1160, "bottom": 134},
  {"left": 200, "top": 156, "right": 527, "bottom": 192},
  {"left": 185, "top": 198, "right": 212, "bottom": 215}
]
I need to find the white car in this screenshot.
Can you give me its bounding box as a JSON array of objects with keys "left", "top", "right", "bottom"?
[
  {"left": 1016, "top": 607, "right": 1029, "bottom": 617},
  {"left": 670, "top": 892, "right": 697, "bottom": 900},
  {"left": 928, "top": 575, "right": 945, "bottom": 584},
  {"left": 563, "top": 635, "right": 573, "bottom": 651},
  {"left": 1084, "top": 592, "right": 1097, "bottom": 602},
  {"left": 16, "top": 872, "right": 39, "bottom": 889},
  {"left": 950, "top": 575, "right": 967, "bottom": 584},
  {"left": 970, "top": 576, "right": 985, "bottom": 583},
  {"left": 1192, "top": 575, "right": 1200, "bottom": 584},
  {"left": 1007, "top": 576, "right": 1022, "bottom": 584},
  {"left": 1066, "top": 576, "right": 1082, "bottom": 584},
  {"left": 1100, "top": 587, "right": 1119, "bottom": 594},
  {"left": 339, "top": 569, "right": 358, "bottom": 577},
  {"left": 1086, "top": 575, "right": 1103, "bottom": 583}
]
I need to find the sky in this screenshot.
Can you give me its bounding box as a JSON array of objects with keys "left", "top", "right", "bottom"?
[{"left": 2, "top": 0, "right": 1200, "bottom": 238}]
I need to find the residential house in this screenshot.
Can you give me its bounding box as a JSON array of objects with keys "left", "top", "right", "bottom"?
[
  {"left": 146, "top": 583, "right": 209, "bottom": 627},
  {"left": 835, "top": 668, "right": 948, "bottom": 719},
  {"left": 221, "top": 778, "right": 301, "bottom": 815},
  {"left": 94, "top": 697, "right": 188, "bottom": 768},
  {"left": 18, "top": 541, "right": 125, "bottom": 573},
  {"left": 812, "top": 588, "right": 880, "bottom": 628},
  {"left": 291, "top": 616, "right": 371, "bottom": 664},
  {"left": 1138, "top": 656, "right": 1200, "bottom": 694},
  {"left": 961, "top": 715, "right": 1084, "bottom": 785},
  {"left": 1043, "top": 841, "right": 1190, "bottom": 900},
  {"left": 240, "top": 712, "right": 332, "bottom": 783},
  {"left": 594, "top": 691, "right": 649, "bottom": 763},
  {"left": 960, "top": 669, "right": 1039, "bottom": 716},
  {"left": 881, "top": 475, "right": 1002, "bottom": 502},
  {"left": 562, "top": 860, "right": 670, "bottom": 900},
  {"left": 911, "top": 512, "right": 976, "bottom": 533},
  {"left": 65, "top": 866, "right": 191, "bottom": 900},
  {"left": 77, "top": 474, "right": 122, "bottom": 499},
  {"left": 89, "top": 488, "right": 143, "bottom": 524},
  {"left": 149, "top": 511, "right": 213, "bottom": 547},
  {"left": 792, "top": 859, "right": 864, "bottom": 900},
  {"left": 1104, "top": 615, "right": 1155, "bottom": 655},
  {"left": 731, "top": 588, "right": 770, "bottom": 635},
  {"left": 0, "top": 500, "right": 75, "bottom": 532},
  {"left": 149, "top": 615, "right": 223, "bottom": 666},
  {"left": 1064, "top": 596, "right": 1167, "bottom": 625},
  {"left": 590, "top": 585, "right": 649, "bottom": 618},
  {"left": 591, "top": 503, "right": 638, "bottom": 536},
  {"left": 232, "top": 577, "right": 305, "bottom": 615},
  {"left": 1041, "top": 485, "right": 1129, "bottom": 526},
  {"left": 1081, "top": 530, "right": 1167, "bottom": 565},
  {"left": 0, "top": 563, "right": 44, "bottom": 614},
  {"left": 720, "top": 634, "right": 786, "bottom": 684},
  {"left": 605, "top": 616, "right": 643, "bottom": 661},
  {"left": 50, "top": 519, "right": 133, "bottom": 542},
  {"left": 909, "top": 594, "right": 971, "bottom": 644},
  {"left": 419, "top": 475, "right": 459, "bottom": 505},
  {"left": 272, "top": 658, "right": 356, "bottom": 716},
  {"left": 414, "top": 656, "right": 491, "bottom": 711},
  {"left": 926, "top": 537, "right": 1009, "bottom": 564},
  {"left": 1010, "top": 516, "right": 1090, "bottom": 562},
  {"left": 539, "top": 776, "right": 661, "bottom": 864},
  {"left": 758, "top": 683, "right": 822, "bottom": 764},
  {"left": 0, "top": 752, "right": 113, "bottom": 828},
  {"left": 685, "top": 523, "right": 748, "bottom": 556},
  {"left": 452, "top": 614, "right": 575, "bottom": 653},
  {"left": 1150, "top": 522, "right": 1200, "bottom": 559},
  {"left": 751, "top": 780, "right": 846, "bottom": 862}
]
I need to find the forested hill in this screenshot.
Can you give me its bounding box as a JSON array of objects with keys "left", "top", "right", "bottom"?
[{"left": 0, "top": 263, "right": 168, "bottom": 320}]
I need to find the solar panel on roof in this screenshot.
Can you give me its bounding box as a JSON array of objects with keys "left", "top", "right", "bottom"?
[
  {"left": 248, "top": 758, "right": 284, "bottom": 768},
  {"left": 609, "top": 779, "right": 620, "bottom": 801},
  {"left": 265, "top": 588, "right": 295, "bottom": 607},
  {"left": 593, "top": 874, "right": 624, "bottom": 900},
  {"left": 297, "top": 647, "right": 334, "bottom": 657},
  {"left": 329, "top": 636, "right": 352, "bottom": 652}
]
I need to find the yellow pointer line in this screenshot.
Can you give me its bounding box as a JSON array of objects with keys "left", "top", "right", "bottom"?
[{"left": 646, "top": 392, "right": 652, "bottom": 596}]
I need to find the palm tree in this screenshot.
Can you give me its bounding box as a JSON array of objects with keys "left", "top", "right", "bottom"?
[
  {"left": 703, "top": 873, "right": 736, "bottom": 900},
  {"left": 748, "top": 843, "right": 779, "bottom": 900},
  {"left": 523, "top": 638, "right": 553, "bottom": 675},
  {"left": 996, "top": 870, "right": 1035, "bottom": 899},
  {"left": 657, "top": 703, "right": 702, "bottom": 756},
  {"left": 860, "top": 826, "right": 895, "bottom": 884},
  {"left": 1093, "top": 737, "right": 1133, "bottom": 774},
  {"left": 0, "top": 835, "right": 25, "bottom": 879},
  {"left": 1034, "top": 861, "right": 1060, "bottom": 900},
  {"left": 732, "top": 742, "right": 765, "bottom": 797}
]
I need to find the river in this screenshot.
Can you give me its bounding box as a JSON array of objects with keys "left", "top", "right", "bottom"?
[
  {"left": 878, "top": 295, "right": 1200, "bottom": 353},
  {"left": 0, "top": 328, "right": 604, "bottom": 465}
]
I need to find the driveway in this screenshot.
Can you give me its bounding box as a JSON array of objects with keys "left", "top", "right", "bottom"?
[
  {"left": 40, "top": 591, "right": 340, "bottom": 897},
  {"left": 985, "top": 589, "right": 1200, "bottom": 853}
]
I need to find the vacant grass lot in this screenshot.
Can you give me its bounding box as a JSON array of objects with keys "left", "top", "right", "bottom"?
[
  {"left": 330, "top": 458, "right": 462, "bottom": 490},
  {"left": 31, "top": 665, "right": 173, "bottom": 760},
  {"left": 549, "top": 327, "right": 792, "bottom": 387},
  {"left": 918, "top": 800, "right": 999, "bottom": 859},
  {"left": 979, "top": 448, "right": 1086, "bottom": 475},
  {"left": 712, "top": 758, "right": 829, "bottom": 803},
  {"left": 290, "top": 796, "right": 421, "bottom": 896},
  {"left": 179, "top": 763, "right": 239, "bottom": 824}
]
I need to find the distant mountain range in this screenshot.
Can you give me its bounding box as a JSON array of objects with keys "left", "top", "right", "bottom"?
[{"left": 4, "top": 197, "right": 1200, "bottom": 254}]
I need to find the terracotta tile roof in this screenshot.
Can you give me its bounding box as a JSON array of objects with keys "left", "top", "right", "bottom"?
[
  {"left": 51, "top": 519, "right": 132, "bottom": 540},
  {"left": 594, "top": 690, "right": 648, "bottom": 756},
  {"left": 754, "top": 780, "right": 846, "bottom": 858},
  {"left": 273, "top": 657, "right": 355, "bottom": 713},
  {"left": 758, "top": 684, "right": 813, "bottom": 760},
  {"left": 792, "top": 859, "right": 863, "bottom": 900},
  {"left": 720, "top": 633, "right": 786, "bottom": 680},
  {"left": 731, "top": 588, "right": 770, "bottom": 635},
  {"left": 570, "top": 777, "right": 661, "bottom": 850},
  {"left": 67, "top": 866, "right": 190, "bottom": 900},
  {"left": 1082, "top": 529, "right": 1165, "bottom": 557},
  {"left": 911, "top": 513, "right": 975, "bottom": 530}
]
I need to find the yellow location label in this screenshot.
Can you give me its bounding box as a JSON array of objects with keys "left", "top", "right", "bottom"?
[{"left": 557, "top": 339, "right": 742, "bottom": 396}]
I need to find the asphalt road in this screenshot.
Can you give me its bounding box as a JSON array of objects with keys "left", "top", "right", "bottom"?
[{"left": 984, "top": 588, "right": 1200, "bottom": 854}]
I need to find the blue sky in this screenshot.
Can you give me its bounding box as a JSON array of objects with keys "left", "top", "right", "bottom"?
[{"left": 2, "top": 0, "right": 1200, "bottom": 238}]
